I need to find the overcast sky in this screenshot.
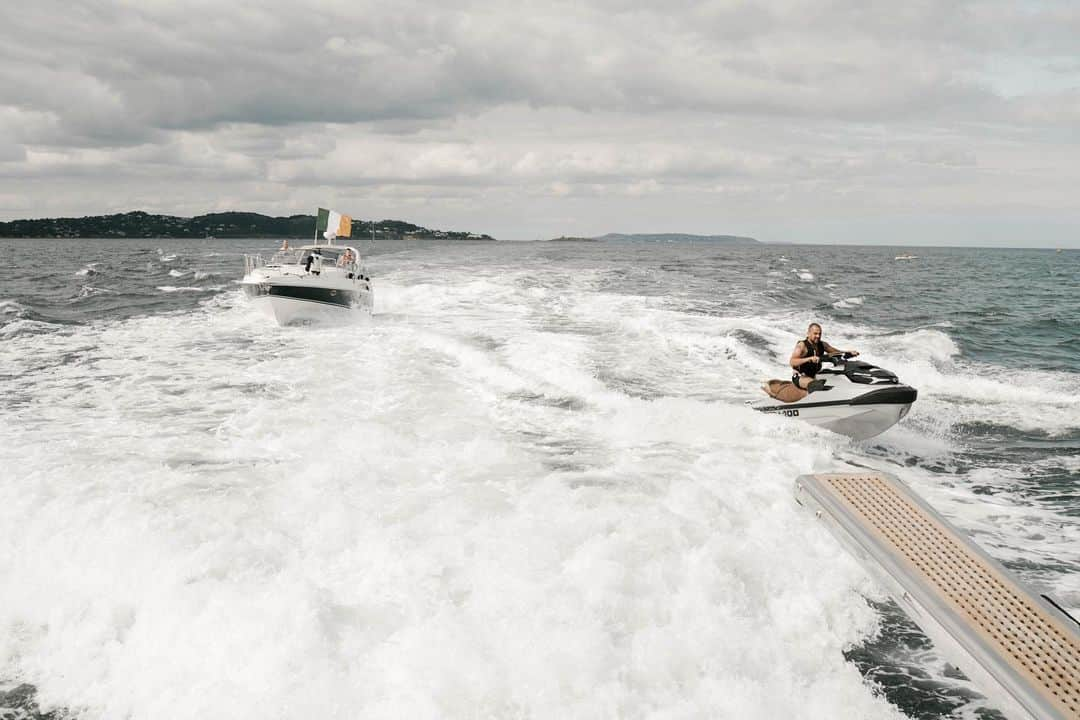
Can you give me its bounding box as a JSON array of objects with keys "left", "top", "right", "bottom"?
[{"left": 1, "top": 1, "right": 1078, "bottom": 245}]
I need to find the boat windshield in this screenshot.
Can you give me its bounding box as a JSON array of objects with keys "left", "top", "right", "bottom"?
[
  {"left": 269, "top": 249, "right": 304, "bottom": 265},
  {"left": 315, "top": 248, "right": 346, "bottom": 263},
  {"left": 269, "top": 247, "right": 358, "bottom": 268}
]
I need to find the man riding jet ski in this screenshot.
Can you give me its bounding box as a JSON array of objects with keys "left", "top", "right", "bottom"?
[
  {"left": 749, "top": 324, "right": 917, "bottom": 440},
  {"left": 789, "top": 322, "right": 856, "bottom": 392}
]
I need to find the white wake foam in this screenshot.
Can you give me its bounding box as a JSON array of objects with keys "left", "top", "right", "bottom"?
[
  {"left": 0, "top": 299, "right": 27, "bottom": 316},
  {"left": 0, "top": 279, "right": 908, "bottom": 720},
  {"left": 156, "top": 286, "right": 203, "bottom": 293},
  {"left": 1, "top": 254, "right": 1073, "bottom": 720},
  {"left": 832, "top": 296, "right": 864, "bottom": 309}
]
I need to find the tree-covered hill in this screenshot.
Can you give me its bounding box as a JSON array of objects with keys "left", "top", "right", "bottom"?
[{"left": 0, "top": 211, "right": 495, "bottom": 241}]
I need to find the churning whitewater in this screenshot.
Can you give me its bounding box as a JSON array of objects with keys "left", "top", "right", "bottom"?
[{"left": 1, "top": 239, "right": 1077, "bottom": 719}]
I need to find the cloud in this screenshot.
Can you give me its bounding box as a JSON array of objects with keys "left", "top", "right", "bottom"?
[
  {"left": 5, "top": 0, "right": 1074, "bottom": 147},
  {"left": 0, "top": 1, "right": 1078, "bottom": 244}
]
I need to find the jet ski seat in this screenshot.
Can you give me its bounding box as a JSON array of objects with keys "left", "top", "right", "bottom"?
[{"left": 762, "top": 379, "right": 808, "bottom": 403}]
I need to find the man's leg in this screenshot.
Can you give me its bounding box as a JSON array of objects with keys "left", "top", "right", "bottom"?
[{"left": 794, "top": 374, "right": 826, "bottom": 392}]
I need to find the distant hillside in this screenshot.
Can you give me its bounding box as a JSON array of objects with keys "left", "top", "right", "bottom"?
[
  {"left": 593, "top": 233, "right": 759, "bottom": 244},
  {"left": 0, "top": 211, "right": 496, "bottom": 241}
]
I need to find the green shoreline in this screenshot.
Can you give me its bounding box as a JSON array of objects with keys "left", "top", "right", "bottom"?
[{"left": 0, "top": 210, "right": 496, "bottom": 241}]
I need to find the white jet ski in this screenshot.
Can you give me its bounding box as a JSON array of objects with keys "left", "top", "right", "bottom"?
[{"left": 749, "top": 354, "right": 917, "bottom": 440}]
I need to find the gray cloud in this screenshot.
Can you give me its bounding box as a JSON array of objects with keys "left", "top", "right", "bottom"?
[
  {"left": 0, "top": 0, "right": 1078, "bottom": 245},
  {"left": 6, "top": 0, "right": 1074, "bottom": 144}
]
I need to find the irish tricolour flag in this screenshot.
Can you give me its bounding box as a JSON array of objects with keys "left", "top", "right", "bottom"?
[{"left": 316, "top": 207, "right": 352, "bottom": 239}]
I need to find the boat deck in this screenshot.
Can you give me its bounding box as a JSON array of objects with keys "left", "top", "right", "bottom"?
[{"left": 795, "top": 471, "right": 1080, "bottom": 720}]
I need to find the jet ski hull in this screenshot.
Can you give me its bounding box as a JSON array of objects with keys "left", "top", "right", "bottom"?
[
  {"left": 751, "top": 370, "right": 917, "bottom": 441},
  {"left": 756, "top": 396, "right": 915, "bottom": 441}
]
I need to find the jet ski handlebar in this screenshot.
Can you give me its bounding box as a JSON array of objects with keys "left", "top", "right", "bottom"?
[{"left": 822, "top": 352, "right": 857, "bottom": 365}]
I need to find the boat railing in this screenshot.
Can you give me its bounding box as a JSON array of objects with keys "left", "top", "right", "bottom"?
[
  {"left": 243, "top": 254, "right": 265, "bottom": 274},
  {"left": 243, "top": 250, "right": 369, "bottom": 280}
]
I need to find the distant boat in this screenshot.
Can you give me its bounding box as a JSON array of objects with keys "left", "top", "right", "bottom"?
[
  {"left": 240, "top": 207, "right": 373, "bottom": 325},
  {"left": 894, "top": 253, "right": 918, "bottom": 261}
]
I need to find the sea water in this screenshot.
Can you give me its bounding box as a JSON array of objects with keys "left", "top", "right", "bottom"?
[{"left": 0, "top": 238, "right": 1077, "bottom": 719}]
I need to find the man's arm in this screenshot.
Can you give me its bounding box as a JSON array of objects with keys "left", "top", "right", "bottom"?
[
  {"left": 823, "top": 341, "right": 858, "bottom": 357},
  {"left": 790, "top": 342, "right": 818, "bottom": 369}
]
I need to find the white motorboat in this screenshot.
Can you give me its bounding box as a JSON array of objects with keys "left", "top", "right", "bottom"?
[
  {"left": 241, "top": 243, "right": 373, "bottom": 325},
  {"left": 749, "top": 355, "right": 917, "bottom": 440}
]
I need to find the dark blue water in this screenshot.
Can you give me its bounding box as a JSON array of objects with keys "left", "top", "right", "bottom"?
[{"left": 3, "top": 239, "right": 1076, "bottom": 369}]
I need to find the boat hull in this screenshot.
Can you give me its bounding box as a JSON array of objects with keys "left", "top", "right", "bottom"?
[{"left": 241, "top": 278, "right": 372, "bottom": 326}]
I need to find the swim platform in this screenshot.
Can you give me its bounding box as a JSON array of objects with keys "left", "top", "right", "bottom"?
[{"left": 795, "top": 471, "right": 1080, "bottom": 720}]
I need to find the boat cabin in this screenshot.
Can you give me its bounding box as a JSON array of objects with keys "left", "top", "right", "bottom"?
[{"left": 266, "top": 244, "right": 363, "bottom": 273}]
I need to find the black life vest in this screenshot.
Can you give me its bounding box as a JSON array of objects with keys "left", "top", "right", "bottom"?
[{"left": 799, "top": 339, "right": 826, "bottom": 377}]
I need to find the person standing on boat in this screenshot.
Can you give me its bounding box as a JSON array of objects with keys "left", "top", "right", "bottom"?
[
  {"left": 280, "top": 239, "right": 290, "bottom": 251},
  {"left": 790, "top": 322, "right": 859, "bottom": 391}
]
